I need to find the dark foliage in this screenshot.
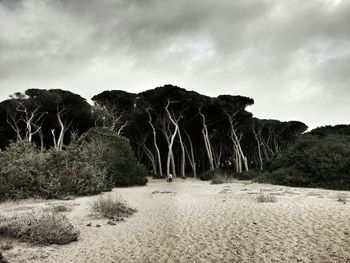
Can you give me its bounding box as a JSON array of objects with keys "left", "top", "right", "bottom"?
[
  {"left": 79, "top": 128, "right": 148, "bottom": 187},
  {"left": 259, "top": 134, "right": 350, "bottom": 189}
]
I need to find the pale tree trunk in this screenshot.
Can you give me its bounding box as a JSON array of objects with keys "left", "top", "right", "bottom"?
[
  {"left": 165, "top": 101, "right": 179, "bottom": 177},
  {"left": 7, "top": 103, "right": 45, "bottom": 143},
  {"left": 224, "top": 110, "right": 249, "bottom": 173},
  {"left": 213, "top": 140, "right": 223, "bottom": 169},
  {"left": 184, "top": 129, "right": 197, "bottom": 178},
  {"left": 174, "top": 118, "right": 186, "bottom": 178},
  {"left": 253, "top": 128, "right": 263, "bottom": 171},
  {"left": 52, "top": 107, "right": 71, "bottom": 151},
  {"left": 140, "top": 137, "right": 157, "bottom": 176},
  {"left": 56, "top": 109, "right": 65, "bottom": 150},
  {"left": 199, "top": 108, "right": 214, "bottom": 171},
  {"left": 145, "top": 107, "right": 163, "bottom": 177}
]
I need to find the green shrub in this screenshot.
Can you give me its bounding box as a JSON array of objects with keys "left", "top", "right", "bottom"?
[
  {"left": 0, "top": 210, "right": 78, "bottom": 245},
  {"left": 259, "top": 134, "right": 350, "bottom": 190},
  {"left": 79, "top": 128, "right": 148, "bottom": 187},
  {"left": 0, "top": 141, "right": 46, "bottom": 200},
  {"left": 42, "top": 144, "right": 109, "bottom": 198}
]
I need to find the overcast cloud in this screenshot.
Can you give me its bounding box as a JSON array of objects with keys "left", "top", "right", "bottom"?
[{"left": 0, "top": 0, "right": 349, "bottom": 128}]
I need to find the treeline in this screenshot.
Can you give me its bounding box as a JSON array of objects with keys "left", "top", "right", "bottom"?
[
  {"left": 0, "top": 86, "right": 307, "bottom": 178},
  {"left": 1, "top": 85, "right": 348, "bottom": 190}
]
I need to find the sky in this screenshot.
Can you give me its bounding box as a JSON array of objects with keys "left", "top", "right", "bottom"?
[{"left": 0, "top": 0, "right": 349, "bottom": 129}]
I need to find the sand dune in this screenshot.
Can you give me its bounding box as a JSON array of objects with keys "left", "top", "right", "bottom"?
[{"left": 1, "top": 178, "right": 350, "bottom": 263}]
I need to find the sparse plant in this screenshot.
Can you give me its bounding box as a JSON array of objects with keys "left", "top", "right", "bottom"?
[
  {"left": 337, "top": 193, "right": 348, "bottom": 204},
  {"left": 91, "top": 194, "right": 136, "bottom": 220},
  {"left": 211, "top": 170, "right": 234, "bottom": 184},
  {"left": 0, "top": 210, "right": 79, "bottom": 245},
  {"left": 256, "top": 191, "right": 277, "bottom": 203}
]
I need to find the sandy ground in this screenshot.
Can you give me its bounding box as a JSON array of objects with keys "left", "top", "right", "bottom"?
[{"left": 1, "top": 178, "right": 350, "bottom": 263}]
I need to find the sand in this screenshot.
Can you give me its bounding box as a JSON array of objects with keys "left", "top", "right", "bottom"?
[{"left": 1, "top": 178, "right": 350, "bottom": 263}]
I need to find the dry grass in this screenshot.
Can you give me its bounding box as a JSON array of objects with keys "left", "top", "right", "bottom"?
[
  {"left": 52, "top": 204, "right": 71, "bottom": 213},
  {"left": 256, "top": 191, "right": 277, "bottom": 203},
  {"left": 0, "top": 210, "right": 79, "bottom": 245},
  {"left": 211, "top": 173, "right": 234, "bottom": 184},
  {"left": 337, "top": 193, "right": 348, "bottom": 204},
  {"left": 91, "top": 194, "right": 136, "bottom": 220}
]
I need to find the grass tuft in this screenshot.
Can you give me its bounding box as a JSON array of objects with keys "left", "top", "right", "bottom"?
[
  {"left": 211, "top": 171, "right": 234, "bottom": 184},
  {"left": 256, "top": 191, "right": 277, "bottom": 203},
  {"left": 91, "top": 194, "right": 136, "bottom": 220}
]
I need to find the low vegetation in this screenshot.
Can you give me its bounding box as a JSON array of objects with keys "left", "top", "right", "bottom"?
[
  {"left": 256, "top": 134, "right": 350, "bottom": 190},
  {"left": 0, "top": 210, "right": 79, "bottom": 245},
  {"left": 256, "top": 191, "right": 277, "bottom": 203},
  {"left": 0, "top": 128, "right": 148, "bottom": 201},
  {"left": 91, "top": 195, "right": 136, "bottom": 220},
  {"left": 211, "top": 170, "right": 234, "bottom": 184},
  {"left": 337, "top": 193, "right": 348, "bottom": 204}
]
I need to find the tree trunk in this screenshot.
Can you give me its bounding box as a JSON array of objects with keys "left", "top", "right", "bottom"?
[
  {"left": 199, "top": 109, "right": 214, "bottom": 171},
  {"left": 184, "top": 129, "right": 197, "bottom": 178},
  {"left": 146, "top": 107, "right": 163, "bottom": 177},
  {"left": 165, "top": 101, "right": 179, "bottom": 177}
]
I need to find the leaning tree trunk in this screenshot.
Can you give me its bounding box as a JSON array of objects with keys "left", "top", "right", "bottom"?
[
  {"left": 184, "top": 129, "right": 197, "bottom": 178},
  {"left": 165, "top": 101, "right": 179, "bottom": 177},
  {"left": 253, "top": 128, "right": 263, "bottom": 171},
  {"left": 146, "top": 107, "right": 163, "bottom": 177},
  {"left": 224, "top": 110, "right": 249, "bottom": 173},
  {"left": 176, "top": 126, "right": 186, "bottom": 178},
  {"left": 199, "top": 109, "right": 214, "bottom": 171}
]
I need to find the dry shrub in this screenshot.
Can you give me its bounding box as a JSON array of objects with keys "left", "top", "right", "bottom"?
[
  {"left": 211, "top": 170, "right": 234, "bottom": 184},
  {"left": 91, "top": 195, "right": 136, "bottom": 220},
  {"left": 256, "top": 191, "right": 277, "bottom": 203},
  {"left": 0, "top": 210, "right": 79, "bottom": 245},
  {"left": 52, "top": 204, "right": 71, "bottom": 213}
]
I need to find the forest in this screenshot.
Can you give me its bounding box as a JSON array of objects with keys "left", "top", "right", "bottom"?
[{"left": 0, "top": 85, "right": 349, "bottom": 200}]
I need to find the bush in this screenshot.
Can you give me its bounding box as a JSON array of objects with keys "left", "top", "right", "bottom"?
[
  {"left": 258, "top": 134, "right": 350, "bottom": 190},
  {"left": 80, "top": 128, "right": 148, "bottom": 187},
  {"left": 91, "top": 194, "right": 136, "bottom": 220},
  {"left": 0, "top": 210, "right": 78, "bottom": 245},
  {"left": 211, "top": 170, "right": 234, "bottom": 184},
  {"left": 200, "top": 168, "right": 226, "bottom": 181},
  {"left": 234, "top": 170, "right": 262, "bottom": 180},
  {"left": 42, "top": 143, "right": 109, "bottom": 198},
  {"left": 0, "top": 142, "right": 46, "bottom": 200},
  {"left": 0, "top": 128, "right": 148, "bottom": 201}
]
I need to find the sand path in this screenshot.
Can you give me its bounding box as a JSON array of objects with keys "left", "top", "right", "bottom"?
[{"left": 1, "top": 178, "right": 350, "bottom": 263}]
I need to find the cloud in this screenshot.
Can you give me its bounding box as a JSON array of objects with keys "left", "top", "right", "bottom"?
[{"left": 0, "top": 0, "right": 349, "bottom": 128}]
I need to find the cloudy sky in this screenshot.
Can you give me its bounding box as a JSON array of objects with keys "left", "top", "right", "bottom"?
[{"left": 0, "top": 0, "right": 349, "bottom": 129}]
